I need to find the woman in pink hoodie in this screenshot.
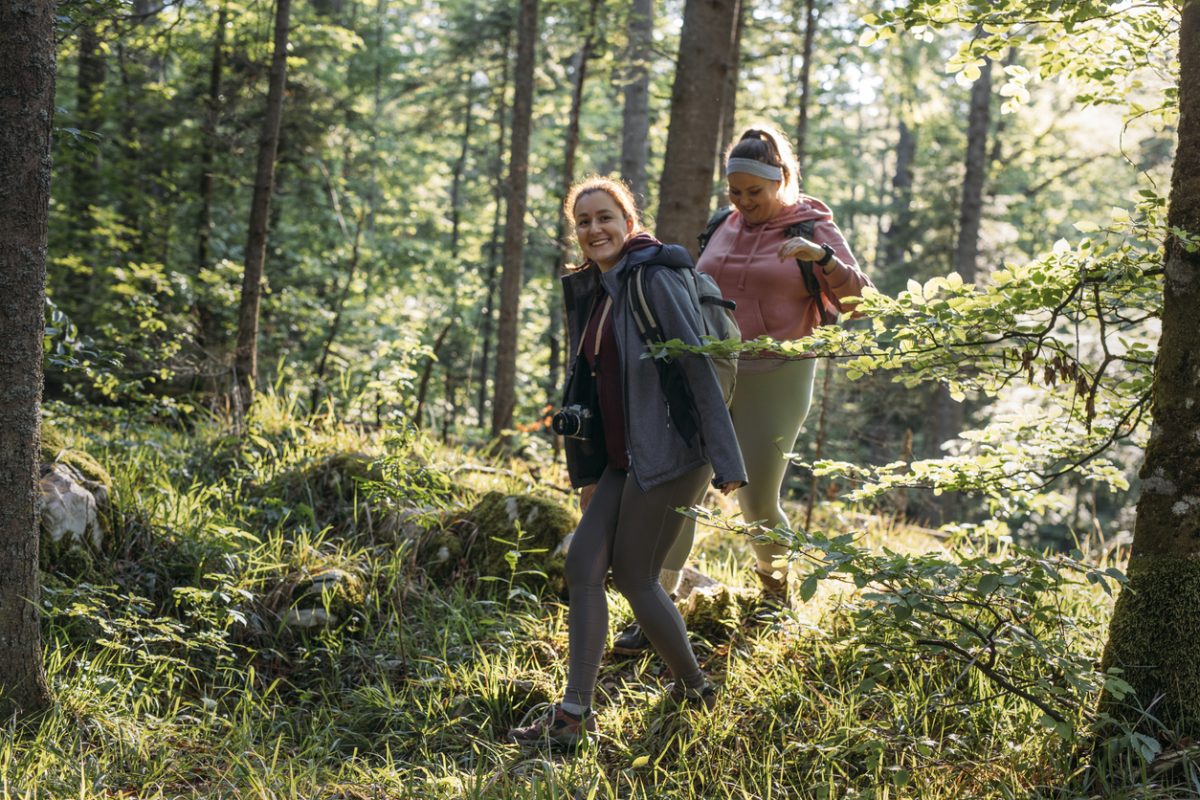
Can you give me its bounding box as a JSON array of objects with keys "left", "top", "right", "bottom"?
[{"left": 613, "top": 126, "right": 872, "bottom": 652}]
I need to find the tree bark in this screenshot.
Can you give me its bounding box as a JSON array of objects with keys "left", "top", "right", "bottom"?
[
  {"left": 1101, "top": 0, "right": 1200, "bottom": 738},
  {"left": 491, "top": 0, "right": 539, "bottom": 440},
  {"left": 233, "top": 0, "right": 292, "bottom": 412},
  {"left": 881, "top": 119, "right": 917, "bottom": 277},
  {"left": 620, "top": 0, "right": 653, "bottom": 204},
  {"left": 717, "top": 0, "right": 747, "bottom": 167},
  {"left": 449, "top": 71, "right": 475, "bottom": 260},
  {"left": 656, "top": 0, "right": 741, "bottom": 253},
  {"left": 548, "top": 0, "right": 601, "bottom": 404},
  {"left": 477, "top": 33, "right": 513, "bottom": 429},
  {"left": 931, "top": 55, "right": 991, "bottom": 521},
  {"left": 195, "top": 0, "right": 228, "bottom": 359},
  {"left": 794, "top": 0, "right": 817, "bottom": 170},
  {"left": 0, "top": 0, "right": 55, "bottom": 718},
  {"left": 197, "top": 0, "right": 227, "bottom": 275}
]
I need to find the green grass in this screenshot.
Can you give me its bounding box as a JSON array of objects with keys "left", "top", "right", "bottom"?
[{"left": 7, "top": 399, "right": 1195, "bottom": 798}]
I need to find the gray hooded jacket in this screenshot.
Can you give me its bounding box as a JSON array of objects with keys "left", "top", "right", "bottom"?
[{"left": 560, "top": 243, "right": 747, "bottom": 492}]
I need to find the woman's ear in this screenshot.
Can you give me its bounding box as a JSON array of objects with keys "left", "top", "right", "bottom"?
[{"left": 624, "top": 214, "right": 634, "bottom": 234}]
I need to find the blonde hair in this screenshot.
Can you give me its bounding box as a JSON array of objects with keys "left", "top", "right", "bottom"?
[{"left": 725, "top": 124, "right": 802, "bottom": 205}]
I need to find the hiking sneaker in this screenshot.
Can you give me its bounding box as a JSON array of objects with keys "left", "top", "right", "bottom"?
[
  {"left": 666, "top": 681, "right": 718, "bottom": 711},
  {"left": 612, "top": 621, "right": 651, "bottom": 655},
  {"left": 505, "top": 704, "right": 596, "bottom": 750},
  {"left": 754, "top": 566, "right": 790, "bottom": 608}
]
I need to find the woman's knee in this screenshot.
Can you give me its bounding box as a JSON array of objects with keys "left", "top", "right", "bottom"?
[
  {"left": 609, "top": 561, "right": 654, "bottom": 601},
  {"left": 564, "top": 543, "right": 604, "bottom": 591}
]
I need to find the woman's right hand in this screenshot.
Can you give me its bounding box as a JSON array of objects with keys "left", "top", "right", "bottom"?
[{"left": 580, "top": 483, "right": 598, "bottom": 512}]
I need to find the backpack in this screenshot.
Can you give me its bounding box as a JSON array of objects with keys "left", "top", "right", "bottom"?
[
  {"left": 625, "top": 255, "right": 740, "bottom": 445},
  {"left": 698, "top": 206, "right": 839, "bottom": 327}
]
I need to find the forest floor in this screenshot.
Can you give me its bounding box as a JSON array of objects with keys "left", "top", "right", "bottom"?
[{"left": 5, "top": 395, "right": 1184, "bottom": 799}]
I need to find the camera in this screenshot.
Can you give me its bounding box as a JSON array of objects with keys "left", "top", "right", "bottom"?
[{"left": 551, "top": 404, "right": 594, "bottom": 440}]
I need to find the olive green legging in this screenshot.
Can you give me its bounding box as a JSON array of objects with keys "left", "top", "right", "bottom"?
[{"left": 663, "top": 358, "right": 817, "bottom": 577}]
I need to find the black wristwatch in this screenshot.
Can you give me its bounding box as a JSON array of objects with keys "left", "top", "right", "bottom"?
[{"left": 815, "top": 243, "right": 835, "bottom": 267}]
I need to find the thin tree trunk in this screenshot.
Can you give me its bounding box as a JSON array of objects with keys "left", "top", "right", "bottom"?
[
  {"left": 1100, "top": 0, "right": 1200, "bottom": 739},
  {"left": 491, "top": 0, "right": 539, "bottom": 440},
  {"left": 195, "top": 0, "right": 228, "bottom": 359},
  {"left": 881, "top": 119, "right": 916, "bottom": 275},
  {"left": 932, "top": 54, "right": 991, "bottom": 522},
  {"left": 197, "top": 1, "right": 227, "bottom": 275},
  {"left": 234, "top": 0, "right": 292, "bottom": 412},
  {"left": 416, "top": 318, "right": 457, "bottom": 427},
  {"left": 717, "top": 0, "right": 747, "bottom": 169},
  {"left": 794, "top": 0, "right": 817, "bottom": 170},
  {"left": 477, "top": 35, "right": 513, "bottom": 429},
  {"left": 449, "top": 71, "right": 475, "bottom": 260},
  {"left": 620, "top": 0, "right": 652, "bottom": 203},
  {"left": 0, "top": 0, "right": 55, "bottom": 718},
  {"left": 548, "top": 0, "right": 601, "bottom": 403},
  {"left": 657, "top": 0, "right": 742, "bottom": 253},
  {"left": 70, "top": 23, "right": 105, "bottom": 242}
]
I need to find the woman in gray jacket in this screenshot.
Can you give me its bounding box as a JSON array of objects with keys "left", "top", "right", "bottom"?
[{"left": 506, "top": 176, "right": 746, "bottom": 750}]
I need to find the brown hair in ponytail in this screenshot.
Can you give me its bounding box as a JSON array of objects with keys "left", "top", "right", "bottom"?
[{"left": 725, "top": 124, "right": 802, "bottom": 204}]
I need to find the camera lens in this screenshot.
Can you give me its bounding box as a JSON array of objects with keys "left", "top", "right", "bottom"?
[{"left": 551, "top": 410, "right": 579, "bottom": 437}]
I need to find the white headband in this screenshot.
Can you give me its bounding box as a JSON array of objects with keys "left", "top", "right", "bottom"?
[{"left": 725, "top": 157, "right": 783, "bottom": 181}]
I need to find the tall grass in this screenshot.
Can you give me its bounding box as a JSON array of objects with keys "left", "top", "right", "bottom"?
[{"left": 6, "top": 399, "right": 1193, "bottom": 798}]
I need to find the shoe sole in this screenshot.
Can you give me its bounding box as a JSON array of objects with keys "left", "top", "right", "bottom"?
[{"left": 610, "top": 644, "right": 650, "bottom": 656}]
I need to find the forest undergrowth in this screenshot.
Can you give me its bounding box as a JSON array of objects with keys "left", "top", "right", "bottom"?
[{"left": 5, "top": 395, "right": 1192, "bottom": 800}]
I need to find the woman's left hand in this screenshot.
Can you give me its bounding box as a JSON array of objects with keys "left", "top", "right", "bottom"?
[
  {"left": 718, "top": 481, "right": 743, "bottom": 496},
  {"left": 779, "top": 235, "right": 825, "bottom": 262}
]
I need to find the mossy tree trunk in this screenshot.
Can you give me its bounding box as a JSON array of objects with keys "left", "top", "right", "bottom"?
[
  {"left": 1100, "top": 0, "right": 1200, "bottom": 739},
  {"left": 0, "top": 0, "right": 56, "bottom": 718}
]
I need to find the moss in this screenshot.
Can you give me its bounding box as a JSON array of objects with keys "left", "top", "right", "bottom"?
[
  {"left": 423, "top": 491, "right": 577, "bottom": 597},
  {"left": 258, "top": 451, "right": 384, "bottom": 538},
  {"left": 39, "top": 422, "right": 113, "bottom": 496},
  {"left": 1101, "top": 555, "right": 1200, "bottom": 738}
]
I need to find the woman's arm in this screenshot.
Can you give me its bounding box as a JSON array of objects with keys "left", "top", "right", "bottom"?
[{"left": 644, "top": 268, "right": 748, "bottom": 489}]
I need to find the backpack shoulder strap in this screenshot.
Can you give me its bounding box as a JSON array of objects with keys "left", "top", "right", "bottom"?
[
  {"left": 627, "top": 262, "right": 666, "bottom": 344},
  {"left": 697, "top": 206, "right": 734, "bottom": 255},
  {"left": 783, "top": 219, "right": 838, "bottom": 326}
]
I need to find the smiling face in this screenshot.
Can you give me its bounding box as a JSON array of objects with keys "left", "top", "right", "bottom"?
[
  {"left": 727, "top": 172, "right": 785, "bottom": 225},
  {"left": 573, "top": 190, "right": 634, "bottom": 270}
]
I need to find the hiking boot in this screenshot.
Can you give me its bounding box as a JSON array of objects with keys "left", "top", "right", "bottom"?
[
  {"left": 666, "top": 680, "right": 718, "bottom": 711},
  {"left": 612, "top": 621, "right": 651, "bottom": 656},
  {"left": 505, "top": 704, "right": 595, "bottom": 750},
  {"left": 754, "top": 566, "right": 790, "bottom": 608}
]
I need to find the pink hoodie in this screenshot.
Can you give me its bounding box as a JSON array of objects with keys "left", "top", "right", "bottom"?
[{"left": 696, "top": 196, "right": 872, "bottom": 348}]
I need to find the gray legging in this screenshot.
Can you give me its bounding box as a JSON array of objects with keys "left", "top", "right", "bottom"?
[
  {"left": 563, "top": 464, "right": 712, "bottom": 709},
  {"left": 664, "top": 358, "right": 817, "bottom": 575}
]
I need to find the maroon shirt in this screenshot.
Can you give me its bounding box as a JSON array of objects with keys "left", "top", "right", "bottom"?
[{"left": 581, "top": 291, "right": 629, "bottom": 470}]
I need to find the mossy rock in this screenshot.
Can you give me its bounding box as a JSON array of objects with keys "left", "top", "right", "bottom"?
[
  {"left": 258, "top": 451, "right": 384, "bottom": 538},
  {"left": 278, "top": 566, "right": 368, "bottom": 631},
  {"left": 424, "top": 491, "right": 577, "bottom": 597},
  {"left": 39, "top": 424, "right": 113, "bottom": 498}
]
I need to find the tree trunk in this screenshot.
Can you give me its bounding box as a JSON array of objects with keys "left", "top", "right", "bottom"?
[
  {"left": 717, "top": 0, "right": 747, "bottom": 167},
  {"left": 548, "top": 0, "right": 601, "bottom": 404},
  {"left": 491, "top": 0, "right": 539, "bottom": 440},
  {"left": 656, "top": 0, "right": 741, "bottom": 253},
  {"left": 477, "top": 32, "right": 513, "bottom": 429},
  {"left": 195, "top": 0, "right": 228, "bottom": 358},
  {"left": 197, "top": 1, "right": 227, "bottom": 275},
  {"left": 881, "top": 119, "right": 917, "bottom": 277},
  {"left": 233, "top": 0, "right": 292, "bottom": 412},
  {"left": 794, "top": 0, "right": 817, "bottom": 170},
  {"left": 70, "top": 23, "right": 105, "bottom": 240},
  {"left": 931, "top": 54, "right": 991, "bottom": 521},
  {"left": 620, "top": 0, "right": 653, "bottom": 204},
  {"left": 1100, "top": 0, "right": 1200, "bottom": 739},
  {"left": 0, "top": 0, "right": 55, "bottom": 718},
  {"left": 449, "top": 71, "right": 475, "bottom": 260}
]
